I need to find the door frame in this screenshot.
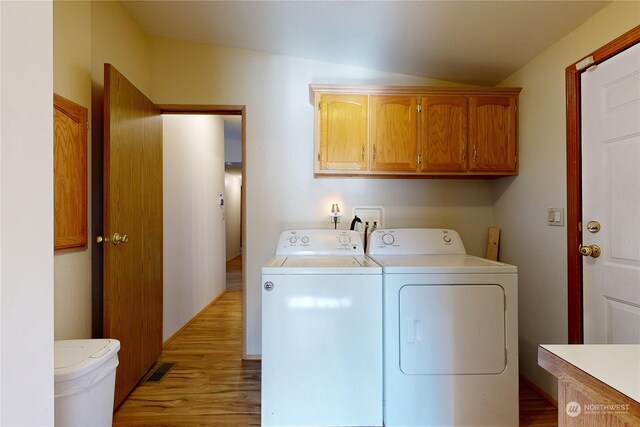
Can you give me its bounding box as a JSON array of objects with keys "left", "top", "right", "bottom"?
[
  {"left": 159, "top": 104, "right": 248, "bottom": 357},
  {"left": 565, "top": 25, "right": 640, "bottom": 344}
]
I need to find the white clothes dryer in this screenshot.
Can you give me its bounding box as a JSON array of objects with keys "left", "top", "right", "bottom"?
[
  {"left": 368, "top": 228, "right": 518, "bottom": 427},
  {"left": 262, "top": 229, "right": 382, "bottom": 427}
]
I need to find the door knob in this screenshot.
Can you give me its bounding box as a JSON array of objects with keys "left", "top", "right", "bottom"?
[
  {"left": 579, "top": 244, "right": 601, "bottom": 258},
  {"left": 112, "top": 233, "right": 129, "bottom": 245}
]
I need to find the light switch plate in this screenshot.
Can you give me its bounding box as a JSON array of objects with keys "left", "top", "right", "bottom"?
[{"left": 547, "top": 208, "right": 564, "bottom": 226}]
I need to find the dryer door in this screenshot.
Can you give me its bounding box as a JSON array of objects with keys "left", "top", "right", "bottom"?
[{"left": 399, "top": 284, "right": 506, "bottom": 375}]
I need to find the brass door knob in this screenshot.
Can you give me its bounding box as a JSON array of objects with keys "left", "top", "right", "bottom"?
[
  {"left": 579, "top": 244, "right": 601, "bottom": 258},
  {"left": 112, "top": 233, "right": 129, "bottom": 245}
]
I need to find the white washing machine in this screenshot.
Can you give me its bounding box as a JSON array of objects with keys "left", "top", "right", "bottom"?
[
  {"left": 262, "top": 229, "right": 382, "bottom": 427},
  {"left": 368, "top": 228, "right": 518, "bottom": 427}
]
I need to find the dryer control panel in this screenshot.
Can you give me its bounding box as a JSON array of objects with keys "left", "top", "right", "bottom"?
[
  {"left": 276, "top": 229, "right": 363, "bottom": 256},
  {"left": 368, "top": 228, "right": 466, "bottom": 255}
]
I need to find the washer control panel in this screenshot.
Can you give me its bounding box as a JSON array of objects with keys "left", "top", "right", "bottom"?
[
  {"left": 368, "top": 228, "right": 466, "bottom": 255},
  {"left": 276, "top": 229, "right": 363, "bottom": 255}
]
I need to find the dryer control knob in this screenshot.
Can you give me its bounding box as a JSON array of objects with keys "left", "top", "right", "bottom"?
[
  {"left": 382, "top": 233, "right": 395, "bottom": 245},
  {"left": 289, "top": 236, "right": 298, "bottom": 244},
  {"left": 443, "top": 235, "right": 452, "bottom": 244},
  {"left": 339, "top": 235, "right": 351, "bottom": 245}
]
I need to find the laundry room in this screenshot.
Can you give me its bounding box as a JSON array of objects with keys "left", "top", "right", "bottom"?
[{"left": 3, "top": 1, "right": 639, "bottom": 426}]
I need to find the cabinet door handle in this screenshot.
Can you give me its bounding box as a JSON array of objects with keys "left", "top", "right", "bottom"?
[
  {"left": 473, "top": 145, "right": 477, "bottom": 161},
  {"left": 462, "top": 146, "right": 466, "bottom": 161},
  {"left": 373, "top": 144, "right": 377, "bottom": 161},
  {"left": 362, "top": 145, "right": 365, "bottom": 161}
]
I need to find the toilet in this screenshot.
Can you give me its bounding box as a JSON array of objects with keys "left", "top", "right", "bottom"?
[{"left": 54, "top": 339, "right": 120, "bottom": 427}]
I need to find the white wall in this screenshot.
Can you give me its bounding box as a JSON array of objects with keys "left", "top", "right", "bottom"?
[
  {"left": 0, "top": 1, "right": 54, "bottom": 425},
  {"left": 149, "top": 38, "right": 495, "bottom": 356},
  {"left": 225, "top": 171, "right": 242, "bottom": 261},
  {"left": 494, "top": 1, "right": 640, "bottom": 398},
  {"left": 163, "top": 115, "right": 227, "bottom": 341},
  {"left": 53, "top": 0, "right": 92, "bottom": 340}
]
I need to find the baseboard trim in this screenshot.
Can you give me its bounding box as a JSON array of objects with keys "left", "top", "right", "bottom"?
[
  {"left": 163, "top": 291, "right": 227, "bottom": 347},
  {"left": 521, "top": 374, "right": 558, "bottom": 408}
]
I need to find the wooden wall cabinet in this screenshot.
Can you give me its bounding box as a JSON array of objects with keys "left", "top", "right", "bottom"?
[
  {"left": 317, "top": 93, "right": 369, "bottom": 171},
  {"left": 54, "top": 94, "right": 88, "bottom": 250},
  {"left": 420, "top": 96, "right": 468, "bottom": 172},
  {"left": 469, "top": 96, "right": 518, "bottom": 173},
  {"left": 310, "top": 84, "right": 521, "bottom": 178},
  {"left": 369, "top": 95, "right": 418, "bottom": 172}
]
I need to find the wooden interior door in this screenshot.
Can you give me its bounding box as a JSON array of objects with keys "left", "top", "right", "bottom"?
[{"left": 104, "top": 64, "right": 163, "bottom": 408}]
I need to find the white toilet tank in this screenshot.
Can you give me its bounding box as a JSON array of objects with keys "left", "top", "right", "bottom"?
[{"left": 54, "top": 339, "right": 120, "bottom": 427}]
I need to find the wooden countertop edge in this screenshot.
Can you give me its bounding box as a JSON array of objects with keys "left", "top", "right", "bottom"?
[{"left": 538, "top": 346, "right": 640, "bottom": 419}]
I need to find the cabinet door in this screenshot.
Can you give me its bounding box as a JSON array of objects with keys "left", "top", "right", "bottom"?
[
  {"left": 318, "top": 94, "right": 368, "bottom": 171},
  {"left": 420, "top": 96, "right": 468, "bottom": 172},
  {"left": 370, "top": 95, "right": 418, "bottom": 171},
  {"left": 469, "top": 96, "right": 517, "bottom": 172}
]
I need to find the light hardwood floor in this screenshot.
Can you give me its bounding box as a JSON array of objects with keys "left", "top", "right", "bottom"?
[
  {"left": 114, "top": 257, "right": 557, "bottom": 426},
  {"left": 113, "top": 290, "right": 260, "bottom": 426}
]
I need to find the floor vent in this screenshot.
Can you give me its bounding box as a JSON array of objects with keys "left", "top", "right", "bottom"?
[{"left": 142, "top": 362, "right": 176, "bottom": 383}]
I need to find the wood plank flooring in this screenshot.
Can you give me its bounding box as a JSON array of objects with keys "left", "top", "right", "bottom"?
[
  {"left": 114, "top": 256, "right": 558, "bottom": 426},
  {"left": 113, "top": 290, "right": 260, "bottom": 426},
  {"left": 225, "top": 255, "right": 242, "bottom": 292}
]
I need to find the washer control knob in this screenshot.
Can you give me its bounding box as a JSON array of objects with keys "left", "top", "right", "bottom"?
[
  {"left": 382, "top": 233, "right": 395, "bottom": 245},
  {"left": 339, "top": 235, "right": 351, "bottom": 245},
  {"left": 443, "top": 235, "right": 452, "bottom": 244},
  {"left": 289, "top": 236, "right": 298, "bottom": 244},
  {"left": 301, "top": 236, "right": 309, "bottom": 244}
]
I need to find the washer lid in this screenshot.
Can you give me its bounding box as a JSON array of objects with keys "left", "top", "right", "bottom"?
[
  {"left": 368, "top": 254, "right": 517, "bottom": 274},
  {"left": 262, "top": 255, "right": 381, "bottom": 275}
]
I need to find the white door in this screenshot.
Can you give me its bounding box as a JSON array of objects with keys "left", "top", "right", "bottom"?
[{"left": 581, "top": 42, "right": 640, "bottom": 344}]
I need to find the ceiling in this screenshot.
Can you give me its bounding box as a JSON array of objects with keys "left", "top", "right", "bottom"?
[{"left": 121, "top": 0, "right": 609, "bottom": 86}]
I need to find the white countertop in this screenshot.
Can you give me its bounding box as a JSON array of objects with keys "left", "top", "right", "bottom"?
[{"left": 541, "top": 344, "right": 640, "bottom": 402}]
